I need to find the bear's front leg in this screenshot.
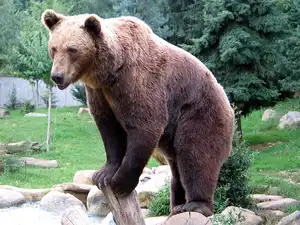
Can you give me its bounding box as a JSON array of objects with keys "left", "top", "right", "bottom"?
[{"left": 109, "top": 128, "right": 160, "bottom": 196}]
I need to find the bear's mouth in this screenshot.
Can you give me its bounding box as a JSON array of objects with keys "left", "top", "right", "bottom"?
[{"left": 56, "top": 80, "right": 71, "bottom": 90}]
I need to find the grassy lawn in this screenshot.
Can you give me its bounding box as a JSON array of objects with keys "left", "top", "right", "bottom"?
[
  {"left": 0, "top": 106, "right": 158, "bottom": 188},
  {"left": 1, "top": 97, "right": 300, "bottom": 203},
  {"left": 243, "top": 96, "right": 300, "bottom": 200}
]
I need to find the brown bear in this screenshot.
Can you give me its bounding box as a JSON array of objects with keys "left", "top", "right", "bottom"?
[{"left": 41, "top": 9, "right": 234, "bottom": 217}]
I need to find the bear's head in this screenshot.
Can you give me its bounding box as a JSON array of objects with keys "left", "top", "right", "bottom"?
[{"left": 41, "top": 10, "right": 102, "bottom": 90}]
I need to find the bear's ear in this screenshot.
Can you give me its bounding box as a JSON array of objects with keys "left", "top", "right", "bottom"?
[
  {"left": 41, "top": 9, "right": 64, "bottom": 31},
  {"left": 84, "top": 15, "right": 101, "bottom": 37}
]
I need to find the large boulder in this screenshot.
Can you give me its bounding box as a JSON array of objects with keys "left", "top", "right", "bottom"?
[
  {"left": 73, "top": 170, "right": 97, "bottom": 185},
  {"left": 0, "top": 185, "right": 52, "bottom": 201},
  {"left": 257, "top": 198, "right": 299, "bottom": 211},
  {"left": 250, "top": 194, "right": 283, "bottom": 203},
  {"left": 278, "top": 211, "right": 300, "bottom": 225},
  {"left": 0, "top": 189, "right": 26, "bottom": 208},
  {"left": 52, "top": 183, "right": 93, "bottom": 205},
  {"left": 0, "top": 108, "right": 10, "bottom": 119},
  {"left": 40, "top": 191, "right": 86, "bottom": 213},
  {"left": 278, "top": 111, "right": 300, "bottom": 129},
  {"left": 136, "top": 165, "right": 171, "bottom": 208},
  {"left": 87, "top": 186, "right": 110, "bottom": 217},
  {"left": 217, "top": 206, "right": 263, "bottom": 225},
  {"left": 262, "top": 109, "right": 276, "bottom": 121}
]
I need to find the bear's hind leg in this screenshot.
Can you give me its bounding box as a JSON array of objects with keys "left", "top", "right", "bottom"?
[
  {"left": 174, "top": 118, "right": 231, "bottom": 217},
  {"left": 167, "top": 159, "right": 186, "bottom": 214}
]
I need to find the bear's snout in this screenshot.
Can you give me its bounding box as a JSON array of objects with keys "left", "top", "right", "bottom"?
[{"left": 51, "top": 72, "right": 64, "bottom": 85}]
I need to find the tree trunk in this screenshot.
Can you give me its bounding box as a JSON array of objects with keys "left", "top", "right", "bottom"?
[
  {"left": 101, "top": 186, "right": 146, "bottom": 225},
  {"left": 46, "top": 88, "right": 52, "bottom": 152},
  {"left": 36, "top": 80, "right": 39, "bottom": 107},
  {"left": 236, "top": 112, "right": 243, "bottom": 141}
]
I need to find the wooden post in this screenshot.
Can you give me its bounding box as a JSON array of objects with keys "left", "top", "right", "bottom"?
[{"left": 101, "top": 186, "right": 146, "bottom": 225}]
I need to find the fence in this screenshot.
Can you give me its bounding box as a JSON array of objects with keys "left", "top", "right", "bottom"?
[{"left": 0, "top": 76, "right": 82, "bottom": 108}]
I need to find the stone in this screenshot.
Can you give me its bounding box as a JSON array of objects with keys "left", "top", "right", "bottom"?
[
  {"left": 145, "top": 216, "right": 168, "bottom": 225},
  {"left": 257, "top": 210, "right": 285, "bottom": 222},
  {"left": 142, "top": 208, "right": 150, "bottom": 218},
  {"left": 40, "top": 191, "right": 86, "bottom": 213},
  {"left": 250, "top": 194, "right": 283, "bottom": 203},
  {"left": 78, "top": 107, "right": 90, "bottom": 114},
  {"left": 24, "top": 113, "right": 47, "bottom": 117},
  {"left": 136, "top": 166, "right": 171, "bottom": 208},
  {"left": 0, "top": 108, "right": 10, "bottom": 119},
  {"left": 0, "top": 189, "right": 26, "bottom": 208},
  {"left": 61, "top": 206, "right": 90, "bottom": 225},
  {"left": 30, "top": 142, "right": 42, "bottom": 151},
  {"left": 87, "top": 186, "right": 110, "bottom": 217},
  {"left": 262, "top": 109, "right": 276, "bottom": 121},
  {"left": 278, "top": 211, "right": 300, "bottom": 225},
  {"left": 164, "top": 212, "right": 212, "bottom": 225},
  {"left": 52, "top": 183, "right": 94, "bottom": 205},
  {"left": 73, "top": 170, "right": 97, "bottom": 185},
  {"left": 257, "top": 198, "right": 299, "bottom": 211},
  {"left": 22, "top": 157, "right": 58, "bottom": 168},
  {"left": 6, "top": 141, "right": 30, "bottom": 153},
  {"left": 278, "top": 111, "right": 300, "bottom": 129},
  {"left": 220, "top": 206, "right": 263, "bottom": 225},
  {"left": 0, "top": 185, "right": 52, "bottom": 201}
]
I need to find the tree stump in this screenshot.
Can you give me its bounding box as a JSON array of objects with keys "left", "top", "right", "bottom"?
[
  {"left": 163, "top": 212, "right": 212, "bottom": 225},
  {"left": 101, "top": 186, "right": 146, "bottom": 225}
]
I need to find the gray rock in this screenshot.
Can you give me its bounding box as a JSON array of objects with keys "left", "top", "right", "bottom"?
[
  {"left": 145, "top": 216, "right": 168, "bottom": 225},
  {"left": 0, "top": 108, "right": 10, "bottom": 118},
  {"left": 40, "top": 191, "right": 86, "bottom": 213},
  {"left": 278, "top": 111, "right": 300, "bottom": 129},
  {"left": 24, "top": 113, "right": 47, "bottom": 117},
  {"left": 262, "top": 109, "right": 276, "bottom": 121},
  {"left": 73, "top": 170, "right": 97, "bottom": 185},
  {"left": 257, "top": 198, "right": 299, "bottom": 211},
  {"left": 87, "top": 186, "right": 110, "bottom": 217},
  {"left": 250, "top": 194, "right": 283, "bottom": 203},
  {"left": 100, "top": 212, "right": 116, "bottom": 225},
  {"left": 220, "top": 206, "right": 263, "bottom": 225},
  {"left": 278, "top": 211, "right": 300, "bottom": 225},
  {"left": 0, "top": 189, "right": 26, "bottom": 208}
]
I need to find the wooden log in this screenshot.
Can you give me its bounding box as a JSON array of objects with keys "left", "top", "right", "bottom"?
[
  {"left": 101, "top": 186, "right": 146, "bottom": 225},
  {"left": 163, "top": 212, "right": 212, "bottom": 225},
  {"left": 61, "top": 206, "right": 90, "bottom": 225}
]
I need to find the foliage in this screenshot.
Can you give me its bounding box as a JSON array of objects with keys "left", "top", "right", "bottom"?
[
  {"left": 5, "top": 85, "right": 21, "bottom": 110},
  {"left": 21, "top": 101, "right": 36, "bottom": 114},
  {"left": 71, "top": 83, "right": 87, "bottom": 106},
  {"left": 181, "top": 0, "right": 289, "bottom": 118},
  {"left": 41, "top": 89, "right": 58, "bottom": 108},
  {"left": 148, "top": 183, "right": 170, "bottom": 216}
]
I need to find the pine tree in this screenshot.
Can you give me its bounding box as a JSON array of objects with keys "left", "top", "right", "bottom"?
[
  {"left": 113, "top": 0, "right": 173, "bottom": 39},
  {"left": 182, "top": 0, "right": 289, "bottom": 135}
]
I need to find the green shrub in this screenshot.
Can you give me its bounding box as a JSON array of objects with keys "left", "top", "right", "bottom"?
[
  {"left": 71, "top": 83, "right": 87, "bottom": 106},
  {"left": 21, "top": 101, "right": 35, "bottom": 114},
  {"left": 148, "top": 126, "right": 254, "bottom": 216},
  {"left": 148, "top": 183, "right": 170, "bottom": 216},
  {"left": 41, "top": 89, "right": 58, "bottom": 108},
  {"left": 5, "top": 85, "right": 21, "bottom": 109}
]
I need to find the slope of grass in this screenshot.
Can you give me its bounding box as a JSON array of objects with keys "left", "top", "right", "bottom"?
[
  {"left": 0, "top": 107, "right": 158, "bottom": 188},
  {"left": 243, "top": 97, "right": 300, "bottom": 200}
]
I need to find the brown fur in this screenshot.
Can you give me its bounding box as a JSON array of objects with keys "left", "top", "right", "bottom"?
[{"left": 42, "top": 9, "right": 235, "bottom": 217}]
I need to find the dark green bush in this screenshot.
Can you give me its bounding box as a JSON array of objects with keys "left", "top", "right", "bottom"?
[
  {"left": 41, "top": 90, "right": 58, "bottom": 108},
  {"left": 71, "top": 83, "right": 87, "bottom": 106},
  {"left": 148, "top": 183, "right": 170, "bottom": 216},
  {"left": 148, "top": 126, "right": 254, "bottom": 216},
  {"left": 21, "top": 101, "right": 35, "bottom": 114}
]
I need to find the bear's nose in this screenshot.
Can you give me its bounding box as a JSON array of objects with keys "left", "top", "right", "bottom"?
[{"left": 51, "top": 72, "right": 64, "bottom": 84}]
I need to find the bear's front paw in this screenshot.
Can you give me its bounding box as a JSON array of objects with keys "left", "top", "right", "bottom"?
[
  {"left": 110, "top": 173, "right": 139, "bottom": 197},
  {"left": 92, "top": 164, "right": 119, "bottom": 189}
]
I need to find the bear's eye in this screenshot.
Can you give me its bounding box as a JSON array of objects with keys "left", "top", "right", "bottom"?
[{"left": 67, "top": 47, "right": 78, "bottom": 55}]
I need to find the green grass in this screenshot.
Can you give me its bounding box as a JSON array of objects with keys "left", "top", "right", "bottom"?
[
  {"left": 243, "top": 96, "right": 300, "bottom": 200},
  {"left": 0, "top": 106, "right": 158, "bottom": 188},
  {"left": 1, "top": 96, "right": 300, "bottom": 202}
]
